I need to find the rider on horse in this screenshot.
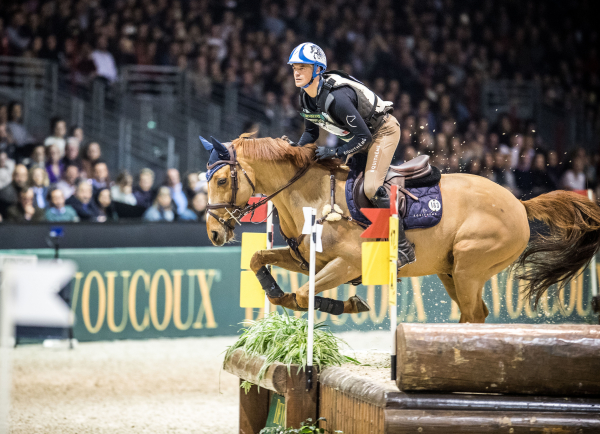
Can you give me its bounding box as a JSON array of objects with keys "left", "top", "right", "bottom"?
[{"left": 288, "top": 42, "right": 416, "bottom": 268}]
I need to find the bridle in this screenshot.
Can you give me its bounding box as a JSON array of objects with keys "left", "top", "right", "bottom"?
[{"left": 206, "top": 147, "right": 314, "bottom": 231}]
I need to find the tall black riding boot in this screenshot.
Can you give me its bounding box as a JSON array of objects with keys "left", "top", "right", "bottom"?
[
  {"left": 397, "top": 217, "right": 416, "bottom": 268},
  {"left": 369, "top": 186, "right": 390, "bottom": 208}
]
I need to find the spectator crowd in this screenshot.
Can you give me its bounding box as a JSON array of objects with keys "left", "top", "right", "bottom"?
[
  {"left": 0, "top": 106, "right": 209, "bottom": 223},
  {"left": 0, "top": 0, "right": 599, "bottom": 225}
]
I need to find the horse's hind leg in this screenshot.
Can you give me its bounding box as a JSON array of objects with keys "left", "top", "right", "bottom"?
[{"left": 438, "top": 273, "right": 489, "bottom": 321}]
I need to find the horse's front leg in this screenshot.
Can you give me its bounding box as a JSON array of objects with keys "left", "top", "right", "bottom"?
[
  {"left": 295, "top": 257, "right": 369, "bottom": 315},
  {"left": 249, "top": 247, "right": 311, "bottom": 311}
]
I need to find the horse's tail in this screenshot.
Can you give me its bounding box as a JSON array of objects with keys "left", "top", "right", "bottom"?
[
  {"left": 515, "top": 190, "right": 600, "bottom": 306},
  {"left": 515, "top": 190, "right": 600, "bottom": 305}
]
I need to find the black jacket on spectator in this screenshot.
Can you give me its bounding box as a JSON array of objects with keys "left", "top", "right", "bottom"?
[
  {"left": 6, "top": 204, "right": 45, "bottom": 222},
  {"left": 0, "top": 182, "right": 21, "bottom": 219},
  {"left": 133, "top": 187, "right": 155, "bottom": 209},
  {"left": 66, "top": 195, "right": 101, "bottom": 221}
]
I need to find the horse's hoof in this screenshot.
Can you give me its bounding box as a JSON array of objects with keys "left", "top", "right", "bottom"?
[{"left": 350, "top": 295, "right": 370, "bottom": 313}]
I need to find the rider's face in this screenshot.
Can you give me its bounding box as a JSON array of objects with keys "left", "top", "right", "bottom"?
[{"left": 292, "top": 64, "right": 313, "bottom": 88}]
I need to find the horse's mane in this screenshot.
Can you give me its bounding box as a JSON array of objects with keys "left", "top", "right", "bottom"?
[{"left": 231, "top": 133, "right": 347, "bottom": 172}]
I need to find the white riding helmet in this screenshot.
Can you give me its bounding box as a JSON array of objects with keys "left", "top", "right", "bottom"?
[{"left": 288, "top": 43, "right": 327, "bottom": 88}]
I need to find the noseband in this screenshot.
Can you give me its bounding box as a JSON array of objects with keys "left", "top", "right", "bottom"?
[{"left": 206, "top": 147, "right": 314, "bottom": 231}]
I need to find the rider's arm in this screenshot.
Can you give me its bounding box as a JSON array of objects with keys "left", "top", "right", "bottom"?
[
  {"left": 329, "top": 87, "right": 372, "bottom": 156},
  {"left": 297, "top": 119, "right": 320, "bottom": 146}
]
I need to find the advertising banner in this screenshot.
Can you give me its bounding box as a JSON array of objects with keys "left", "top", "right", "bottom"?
[{"left": 1, "top": 247, "right": 597, "bottom": 341}]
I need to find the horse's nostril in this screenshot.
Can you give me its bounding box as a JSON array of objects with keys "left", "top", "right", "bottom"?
[{"left": 211, "top": 231, "right": 219, "bottom": 242}]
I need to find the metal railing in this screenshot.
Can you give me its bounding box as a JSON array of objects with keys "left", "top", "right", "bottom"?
[
  {"left": 4, "top": 57, "right": 595, "bottom": 175},
  {"left": 481, "top": 79, "right": 598, "bottom": 153},
  {"left": 0, "top": 57, "right": 177, "bottom": 177}
]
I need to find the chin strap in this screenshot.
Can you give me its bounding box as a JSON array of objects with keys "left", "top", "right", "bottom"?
[{"left": 301, "top": 65, "right": 323, "bottom": 89}]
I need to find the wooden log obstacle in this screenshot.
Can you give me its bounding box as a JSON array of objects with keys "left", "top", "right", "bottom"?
[{"left": 224, "top": 323, "right": 600, "bottom": 433}]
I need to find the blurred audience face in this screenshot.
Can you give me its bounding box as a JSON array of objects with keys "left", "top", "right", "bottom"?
[
  {"left": 547, "top": 151, "right": 558, "bottom": 167},
  {"left": 118, "top": 172, "right": 133, "bottom": 193},
  {"left": 156, "top": 187, "right": 172, "bottom": 208},
  {"left": 93, "top": 162, "right": 109, "bottom": 182},
  {"left": 71, "top": 127, "right": 84, "bottom": 142},
  {"left": 30, "top": 167, "right": 46, "bottom": 187},
  {"left": 63, "top": 165, "right": 80, "bottom": 184},
  {"left": 50, "top": 189, "right": 65, "bottom": 209},
  {"left": 65, "top": 139, "right": 80, "bottom": 159},
  {"left": 97, "top": 189, "right": 111, "bottom": 208},
  {"left": 0, "top": 151, "right": 7, "bottom": 168},
  {"left": 532, "top": 154, "right": 546, "bottom": 171},
  {"left": 13, "top": 164, "right": 29, "bottom": 189},
  {"left": 31, "top": 145, "right": 45, "bottom": 164},
  {"left": 187, "top": 172, "right": 199, "bottom": 191},
  {"left": 86, "top": 142, "right": 101, "bottom": 161},
  {"left": 139, "top": 171, "right": 154, "bottom": 192},
  {"left": 166, "top": 168, "right": 181, "bottom": 187},
  {"left": 47, "top": 144, "right": 61, "bottom": 164},
  {"left": 192, "top": 192, "right": 208, "bottom": 212},
  {"left": 53, "top": 120, "right": 67, "bottom": 137},
  {"left": 572, "top": 157, "right": 584, "bottom": 174},
  {"left": 20, "top": 188, "right": 34, "bottom": 209},
  {"left": 76, "top": 181, "right": 93, "bottom": 204},
  {"left": 10, "top": 103, "right": 22, "bottom": 122}
]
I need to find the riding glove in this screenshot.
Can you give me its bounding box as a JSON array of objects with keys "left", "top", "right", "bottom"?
[{"left": 315, "top": 146, "right": 338, "bottom": 160}]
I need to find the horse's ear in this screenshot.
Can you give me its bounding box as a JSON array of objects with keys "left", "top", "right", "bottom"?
[
  {"left": 199, "top": 136, "right": 213, "bottom": 151},
  {"left": 210, "top": 136, "right": 229, "bottom": 159}
]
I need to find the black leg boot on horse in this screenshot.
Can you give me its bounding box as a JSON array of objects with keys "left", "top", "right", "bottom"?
[{"left": 370, "top": 186, "right": 416, "bottom": 268}]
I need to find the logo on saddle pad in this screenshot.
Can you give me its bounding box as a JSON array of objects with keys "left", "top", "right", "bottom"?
[{"left": 428, "top": 199, "right": 441, "bottom": 212}]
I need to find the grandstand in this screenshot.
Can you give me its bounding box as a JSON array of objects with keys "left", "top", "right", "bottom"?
[{"left": 0, "top": 0, "right": 598, "bottom": 226}]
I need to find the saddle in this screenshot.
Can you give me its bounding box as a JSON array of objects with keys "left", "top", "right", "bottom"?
[{"left": 352, "top": 155, "right": 439, "bottom": 217}]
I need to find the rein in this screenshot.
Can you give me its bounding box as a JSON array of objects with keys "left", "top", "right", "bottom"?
[{"left": 206, "top": 147, "right": 315, "bottom": 230}]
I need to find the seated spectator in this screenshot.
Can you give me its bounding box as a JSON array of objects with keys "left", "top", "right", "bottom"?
[
  {"left": 61, "top": 137, "right": 83, "bottom": 170},
  {"left": 91, "top": 160, "right": 110, "bottom": 193},
  {"left": 29, "top": 166, "right": 49, "bottom": 209},
  {"left": 45, "top": 144, "right": 64, "bottom": 184},
  {"left": 44, "top": 117, "right": 67, "bottom": 156},
  {"left": 56, "top": 164, "right": 80, "bottom": 200},
  {"left": 546, "top": 151, "right": 562, "bottom": 188},
  {"left": 528, "top": 153, "right": 554, "bottom": 198},
  {"left": 0, "top": 150, "right": 15, "bottom": 189},
  {"left": 28, "top": 145, "right": 46, "bottom": 169},
  {"left": 0, "top": 122, "right": 15, "bottom": 160},
  {"left": 81, "top": 141, "right": 102, "bottom": 178},
  {"left": 143, "top": 186, "right": 175, "bottom": 222},
  {"left": 0, "top": 163, "right": 28, "bottom": 219},
  {"left": 133, "top": 168, "right": 155, "bottom": 209},
  {"left": 6, "top": 101, "right": 34, "bottom": 147},
  {"left": 95, "top": 188, "right": 118, "bottom": 222},
  {"left": 45, "top": 188, "right": 79, "bottom": 222},
  {"left": 6, "top": 187, "right": 45, "bottom": 222},
  {"left": 66, "top": 180, "right": 100, "bottom": 221},
  {"left": 184, "top": 172, "right": 200, "bottom": 200},
  {"left": 179, "top": 192, "right": 208, "bottom": 222},
  {"left": 111, "top": 171, "right": 137, "bottom": 205},
  {"left": 164, "top": 168, "right": 188, "bottom": 215},
  {"left": 69, "top": 125, "right": 84, "bottom": 144},
  {"left": 560, "top": 157, "right": 587, "bottom": 191},
  {"left": 91, "top": 35, "right": 118, "bottom": 84}
]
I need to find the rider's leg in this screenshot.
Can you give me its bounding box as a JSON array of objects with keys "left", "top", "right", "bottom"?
[
  {"left": 364, "top": 115, "right": 415, "bottom": 267},
  {"left": 364, "top": 114, "right": 400, "bottom": 207}
]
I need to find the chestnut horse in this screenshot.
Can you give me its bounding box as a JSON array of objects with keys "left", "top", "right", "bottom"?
[{"left": 205, "top": 135, "right": 600, "bottom": 323}]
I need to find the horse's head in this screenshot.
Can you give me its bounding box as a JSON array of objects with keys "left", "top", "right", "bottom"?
[{"left": 201, "top": 136, "right": 255, "bottom": 246}]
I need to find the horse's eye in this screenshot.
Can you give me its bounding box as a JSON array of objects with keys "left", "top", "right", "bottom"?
[{"left": 217, "top": 178, "right": 227, "bottom": 186}]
